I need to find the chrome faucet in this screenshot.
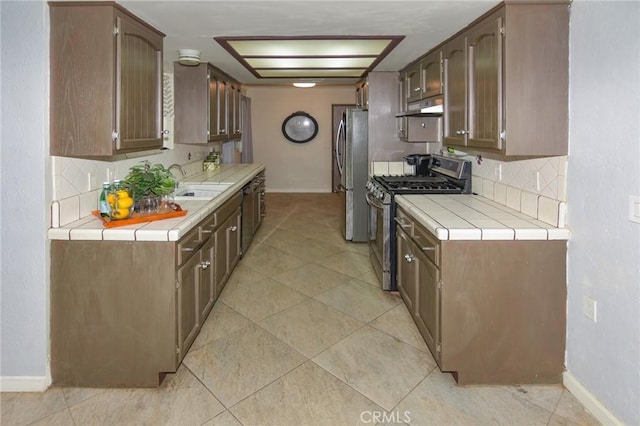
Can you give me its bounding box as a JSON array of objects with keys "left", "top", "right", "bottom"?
[{"left": 168, "top": 163, "right": 186, "bottom": 177}]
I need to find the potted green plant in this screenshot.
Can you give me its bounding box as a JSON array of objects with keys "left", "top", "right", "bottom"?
[{"left": 122, "top": 161, "right": 176, "bottom": 213}]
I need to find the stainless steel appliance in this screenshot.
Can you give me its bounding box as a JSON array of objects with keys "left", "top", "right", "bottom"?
[
  {"left": 335, "top": 108, "right": 368, "bottom": 242},
  {"left": 241, "top": 172, "right": 265, "bottom": 255},
  {"left": 366, "top": 155, "right": 472, "bottom": 290}
]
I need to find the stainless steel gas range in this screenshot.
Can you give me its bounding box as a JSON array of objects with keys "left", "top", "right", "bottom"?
[{"left": 366, "top": 155, "right": 472, "bottom": 290}]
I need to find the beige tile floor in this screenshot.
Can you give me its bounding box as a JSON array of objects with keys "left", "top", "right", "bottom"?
[{"left": 1, "top": 193, "right": 600, "bottom": 426}]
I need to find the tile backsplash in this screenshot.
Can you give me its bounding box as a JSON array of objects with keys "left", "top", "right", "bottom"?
[
  {"left": 466, "top": 155, "right": 568, "bottom": 202},
  {"left": 52, "top": 146, "right": 210, "bottom": 200}
]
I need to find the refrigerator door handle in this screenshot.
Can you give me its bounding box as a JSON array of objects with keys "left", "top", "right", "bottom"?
[{"left": 335, "top": 119, "right": 344, "bottom": 176}]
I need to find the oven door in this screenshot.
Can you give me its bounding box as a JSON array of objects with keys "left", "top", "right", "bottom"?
[{"left": 366, "top": 192, "right": 391, "bottom": 290}]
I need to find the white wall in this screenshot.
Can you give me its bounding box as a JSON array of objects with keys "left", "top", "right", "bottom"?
[
  {"left": 0, "top": 0, "right": 51, "bottom": 387},
  {"left": 246, "top": 86, "right": 354, "bottom": 192},
  {"left": 566, "top": 1, "right": 640, "bottom": 424}
]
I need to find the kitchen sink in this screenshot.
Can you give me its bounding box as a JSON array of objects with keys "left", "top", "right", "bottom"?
[{"left": 174, "top": 183, "right": 231, "bottom": 201}]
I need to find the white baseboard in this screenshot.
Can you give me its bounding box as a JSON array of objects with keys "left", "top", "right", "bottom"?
[
  {"left": 0, "top": 376, "right": 50, "bottom": 392},
  {"left": 563, "top": 371, "right": 623, "bottom": 425}
]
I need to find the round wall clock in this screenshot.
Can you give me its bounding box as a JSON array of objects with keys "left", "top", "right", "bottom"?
[{"left": 281, "top": 111, "right": 319, "bottom": 144}]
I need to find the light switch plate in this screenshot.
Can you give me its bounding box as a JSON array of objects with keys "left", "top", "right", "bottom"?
[
  {"left": 583, "top": 294, "right": 597, "bottom": 322},
  {"left": 629, "top": 196, "right": 640, "bottom": 223}
]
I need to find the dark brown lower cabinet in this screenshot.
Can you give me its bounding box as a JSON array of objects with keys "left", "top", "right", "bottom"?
[
  {"left": 51, "top": 192, "right": 242, "bottom": 387},
  {"left": 395, "top": 206, "right": 566, "bottom": 385}
]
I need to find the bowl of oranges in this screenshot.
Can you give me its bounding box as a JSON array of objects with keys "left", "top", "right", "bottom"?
[{"left": 107, "top": 189, "right": 135, "bottom": 220}]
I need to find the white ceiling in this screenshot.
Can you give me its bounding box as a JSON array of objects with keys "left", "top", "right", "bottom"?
[{"left": 119, "top": 0, "right": 500, "bottom": 85}]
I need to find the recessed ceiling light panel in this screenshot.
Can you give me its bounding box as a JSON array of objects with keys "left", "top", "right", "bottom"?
[{"left": 215, "top": 36, "right": 404, "bottom": 81}]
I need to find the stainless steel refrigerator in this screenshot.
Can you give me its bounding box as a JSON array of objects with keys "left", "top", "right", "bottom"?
[{"left": 335, "top": 109, "right": 368, "bottom": 242}]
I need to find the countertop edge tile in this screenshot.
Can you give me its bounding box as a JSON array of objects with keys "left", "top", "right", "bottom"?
[
  {"left": 48, "top": 228, "right": 70, "bottom": 240},
  {"left": 396, "top": 194, "right": 569, "bottom": 241}
]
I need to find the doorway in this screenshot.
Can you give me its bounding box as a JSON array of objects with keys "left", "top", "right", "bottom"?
[{"left": 331, "top": 104, "right": 355, "bottom": 192}]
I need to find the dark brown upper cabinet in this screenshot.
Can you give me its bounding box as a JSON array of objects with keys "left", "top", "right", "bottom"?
[
  {"left": 49, "top": 2, "right": 165, "bottom": 159},
  {"left": 442, "top": 1, "right": 569, "bottom": 159},
  {"left": 174, "top": 62, "right": 242, "bottom": 144}
]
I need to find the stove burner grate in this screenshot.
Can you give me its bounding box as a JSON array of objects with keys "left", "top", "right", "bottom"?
[{"left": 374, "top": 175, "right": 463, "bottom": 193}]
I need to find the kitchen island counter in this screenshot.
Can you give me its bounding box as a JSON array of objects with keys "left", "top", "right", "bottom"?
[
  {"left": 48, "top": 163, "right": 265, "bottom": 242},
  {"left": 395, "top": 194, "right": 569, "bottom": 241}
]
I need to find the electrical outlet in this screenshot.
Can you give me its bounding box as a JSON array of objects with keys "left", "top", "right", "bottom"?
[
  {"left": 528, "top": 170, "right": 539, "bottom": 191},
  {"left": 583, "top": 295, "right": 597, "bottom": 322},
  {"left": 87, "top": 172, "right": 96, "bottom": 191},
  {"left": 494, "top": 164, "right": 502, "bottom": 181}
]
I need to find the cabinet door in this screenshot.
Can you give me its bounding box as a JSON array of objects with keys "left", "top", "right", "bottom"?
[
  {"left": 406, "top": 62, "right": 422, "bottom": 103},
  {"left": 227, "top": 208, "right": 242, "bottom": 273},
  {"left": 177, "top": 252, "right": 201, "bottom": 361},
  {"left": 208, "top": 68, "right": 219, "bottom": 141},
  {"left": 398, "top": 75, "right": 407, "bottom": 113},
  {"left": 217, "top": 80, "right": 229, "bottom": 137},
  {"left": 231, "top": 84, "right": 241, "bottom": 136},
  {"left": 199, "top": 236, "right": 216, "bottom": 320},
  {"left": 422, "top": 51, "right": 443, "bottom": 98},
  {"left": 443, "top": 36, "right": 467, "bottom": 147},
  {"left": 467, "top": 15, "right": 503, "bottom": 150},
  {"left": 115, "top": 15, "right": 163, "bottom": 152},
  {"left": 396, "top": 227, "right": 417, "bottom": 314},
  {"left": 214, "top": 223, "right": 228, "bottom": 298},
  {"left": 414, "top": 250, "right": 440, "bottom": 362}
]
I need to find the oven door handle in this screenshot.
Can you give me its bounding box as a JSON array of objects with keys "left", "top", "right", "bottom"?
[{"left": 366, "top": 192, "right": 385, "bottom": 209}]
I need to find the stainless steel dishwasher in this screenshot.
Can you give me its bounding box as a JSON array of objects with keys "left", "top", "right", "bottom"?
[{"left": 241, "top": 172, "right": 266, "bottom": 256}]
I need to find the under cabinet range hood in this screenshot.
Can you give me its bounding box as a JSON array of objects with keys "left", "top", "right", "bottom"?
[{"left": 397, "top": 96, "right": 443, "bottom": 117}]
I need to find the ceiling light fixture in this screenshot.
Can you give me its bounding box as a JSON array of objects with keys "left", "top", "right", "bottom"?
[
  {"left": 215, "top": 36, "right": 405, "bottom": 81},
  {"left": 178, "top": 49, "right": 201, "bottom": 66},
  {"left": 293, "top": 82, "right": 316, "bottom": 88}
]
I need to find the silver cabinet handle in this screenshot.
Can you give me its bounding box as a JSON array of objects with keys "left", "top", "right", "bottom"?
[
  {"left": 181, "top": 247, "right": 196, "bottom": 252},
  {"left": 202, "top": 229, "right": 213, "bottom": 234},
  {"left": 404, "top": 254, "right": 415, "bottom": 263},
  {"left": 229, "top": 225, "right": 237, "bottom": 232},
  {"left": 199, "top": 260, "right": 211, "bottom": 270},
  {"left": 413, "top": 87, "right": 421, "bottom": 92}
]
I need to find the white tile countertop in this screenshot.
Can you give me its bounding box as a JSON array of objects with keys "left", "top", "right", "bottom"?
[
  {"left": 395, "top": 194, "right": 570, "bottom": 241},
  {"left": 48, "top": 163, "right": 265, "bottom": 242}
]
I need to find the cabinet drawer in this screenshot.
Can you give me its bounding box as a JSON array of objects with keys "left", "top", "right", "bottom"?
[
  {"left": 177, "top": 225, "right": 202, "bottom": 266},
  {"left": 199, "top": 213, "right": 217, "bottom": 240},
  {"left": 394, "top": 208, "right": 414, "bottom": 234},
  {"left": 413, "top": 222, "right": 440, "bottom": 266},
  {"left": 216, "top": 192, "right": 241, "bottom": 224}
]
